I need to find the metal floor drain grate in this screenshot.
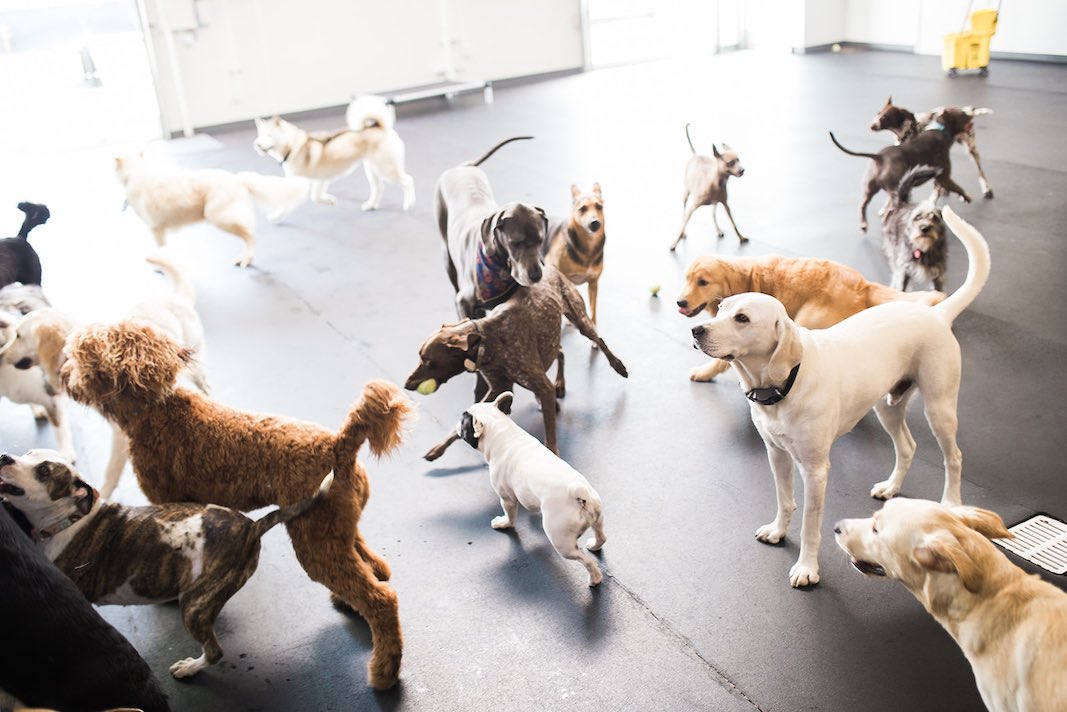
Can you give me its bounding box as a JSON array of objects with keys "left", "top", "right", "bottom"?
[{"left": 996, "top": 515, "right": 1067, "bottom": 575}]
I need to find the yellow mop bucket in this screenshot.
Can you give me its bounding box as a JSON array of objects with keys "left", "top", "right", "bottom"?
[{"left": 943, "top": 4, "right": 1000, "bottom": 76}]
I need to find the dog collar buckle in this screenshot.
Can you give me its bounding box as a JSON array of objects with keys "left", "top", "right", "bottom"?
[{"left": 746, "top": 363, "right": 801, "bottom": 406}]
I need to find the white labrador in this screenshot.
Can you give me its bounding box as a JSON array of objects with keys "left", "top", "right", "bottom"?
[
  {"left": 835, "top": 498, "right": 1067, "bottom": 712},
  {"left": 459, "top": 392, "right": 607, "bottom": 586},
  {"left": 691, "top": 206, "right": 990, "bottom": 587}
]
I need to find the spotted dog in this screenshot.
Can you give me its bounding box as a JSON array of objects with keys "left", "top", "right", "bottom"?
[{"left": 0, "top": 449, "right": 333, "bottom": 679}]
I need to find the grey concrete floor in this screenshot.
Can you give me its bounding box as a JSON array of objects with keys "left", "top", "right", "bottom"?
[{"left": 2, "top": 49, "right": 1066, "bottom": 711}]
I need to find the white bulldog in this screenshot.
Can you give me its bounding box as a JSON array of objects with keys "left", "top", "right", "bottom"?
[{"left": 459, "top": 392, "right": 607, "bottom": 586}]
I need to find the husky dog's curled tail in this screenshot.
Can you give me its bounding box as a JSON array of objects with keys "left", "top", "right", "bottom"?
[{"left": 346, "top": 95, "right": 397, "bottom": 133}]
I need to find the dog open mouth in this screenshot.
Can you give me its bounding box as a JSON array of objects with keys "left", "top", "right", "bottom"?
[
  {"left": 678, "top": 302, "right": 707, "bottom": 318},
  {"left": 0, "top": 478, "right": 24, "bottom": 497},
  {"left": 850, "top": 558, "right": 886, "bottom": 576}
]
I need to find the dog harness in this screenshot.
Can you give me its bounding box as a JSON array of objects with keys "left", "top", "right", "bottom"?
[
  {"left": 925, "top": 121, "right": 949, "bottom": 134},
  {"left": 746, "top": 363, "right": 801, "bottom": 406},
  {"left": 30, "top": 487, "right": 99, "bottom": 542},
  {"left": 475, "top": 239, "right": 519, "bottom": 308}
]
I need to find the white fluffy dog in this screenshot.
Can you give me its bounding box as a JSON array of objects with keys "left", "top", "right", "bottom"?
[
  {"left": 0, "top": 256, "right": 210, "bottom": 498},
  {"left": 691, "top": 207, "right": 990, "bottom": 587},
  {"left": 117, "top": 151, "right": 309, "bottom": 267},
  {"left": 459, "top": 393, "right": 607, "bottom": 586},
  {"left": 835, "top": 498, "right": 1067, "bottom": 712}
]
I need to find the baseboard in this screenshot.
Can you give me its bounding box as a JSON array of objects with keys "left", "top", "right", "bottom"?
[{"left": 794, "top": 41, "right": 1067, "bottom": 64}]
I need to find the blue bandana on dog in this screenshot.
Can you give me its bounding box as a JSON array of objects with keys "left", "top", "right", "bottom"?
[{"left": 475, "top": 239, "right": 519, "bottom": 308}]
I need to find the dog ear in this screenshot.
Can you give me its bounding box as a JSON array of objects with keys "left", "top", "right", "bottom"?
[
  {"left": 712, "top": 143, "right": 722, "bottom": 158},
  {"left": 722, "top": 143, "right": 733, "bottom": 152},
  {"left": 571, "top": 184, "right": 581, "bottom": 199},
  {"left": 767, "top": 317, "right": 803, "bottom": 385},
  {"left": 535, "top": 206, "right": 549, "bottom": 235},
  {"left": 886, "top": 95, "right": 893, "bottom": 106},
  {"left": 951, "top": 506, "right": 1012, "bottom": 540},
  {"left": 592, "top": 182, "right": 602, "bottom": 198},
  {"left": 446, "top": 328, "right": 481, "bottom": 353},
  {"left": 914, "top": 536, "right": 985, "bottom": 593},
  {"left": 494, "top": 391, "right": 513, "bottom": 415},
  {"left": 482, "top": 213, "right": 504, "bottom": 256},
  {"left": 71, "top": 478, "right": 94, "bottom": 515}
]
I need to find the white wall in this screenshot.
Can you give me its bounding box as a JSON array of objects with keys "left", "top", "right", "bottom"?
[
  {"left": 844, "top": 0, "right": 920, "bottom": 47},
  {"left": 145, "top": 0, "right": 584, "bottom": 134}
]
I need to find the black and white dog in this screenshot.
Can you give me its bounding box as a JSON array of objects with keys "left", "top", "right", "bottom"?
[
  {"left": 0, "top": 202, "right": 49, "bottom": 289},
  {"left": 0, "top": 501, "right": 170, "bottom": 712},
  {"left": 881, "top": 166, "right": 948, "bottom": 291}
]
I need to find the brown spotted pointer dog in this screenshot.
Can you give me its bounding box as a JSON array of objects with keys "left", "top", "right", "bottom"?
[{"left": 0, "top": 449, "right": 333, "bottom": 679}]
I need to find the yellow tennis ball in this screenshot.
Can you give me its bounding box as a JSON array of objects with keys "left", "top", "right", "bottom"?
[
  {"left": 417, "top": 378, "right": 437, "bottom": 395},
  {"left": 650, "top": 283, "right": 662, "bottom": 297}
]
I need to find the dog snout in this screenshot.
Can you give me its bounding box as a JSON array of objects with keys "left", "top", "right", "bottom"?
[
  {"left": 589, "top": 219, "right": 601, "bottom": 232},
  {"left": 692, "top": 324, "right": 706, "bottom": 337},
  {"left": 919, "top": 224, "right": 931, "bottom": 234},
  {"left": 0, "top": 453, "right": 13, "bottom": 467},
  {"left": 14, "top": 357, "right": 32, "bottom": 370},
  {"left": 737, "top": 167, "right": 745, "bottom": 177},
  {"left": 677, "top": 299, "right": 688, "bottom": 309},
  {"left": 833, "top": 521, "right": 843, "bottom": 534}
]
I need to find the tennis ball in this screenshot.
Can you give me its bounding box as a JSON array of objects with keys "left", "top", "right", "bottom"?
[
  {"left": 650, "top": 283, "right": 662, "bottom": 297},
  {"left": 416, "top": 379, "right": 437, "bottom": 395}
]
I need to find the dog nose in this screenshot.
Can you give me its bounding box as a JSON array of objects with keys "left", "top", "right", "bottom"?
[
  {"left": 0, "top": 453, "right": 13, "bottom": 467},
  {"left": 692, "top": 324, "right": 706, "bottom": 337},
  {"left": 737, "top": 168, "right": 745, "bottom": 176},
  {"left": 920, "top": 224, "right": 931, "bottom": 234},
  {"left": 677, "top": 299, "right": 688, "bottom": 308},
  {"left": 833, "top": 522, "right": 842, "bottom": 534},
  {"left": 589, "top": 220, "right": 601, "bottom": 232}
]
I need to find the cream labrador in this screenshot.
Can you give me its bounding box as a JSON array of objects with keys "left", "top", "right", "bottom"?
[
  {"left": 691, "top": 206, "right": 989, "bottom": 587},
  {"left": 835, "top": 498, "right": 1067, "bottom": 712}
]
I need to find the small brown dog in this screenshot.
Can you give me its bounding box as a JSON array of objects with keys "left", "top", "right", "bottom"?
[
  {"left": 836, "top": 499, "right": 1067, "bottom": 711},
  {"left": 405, "top": 267, "right": 627, "bottom": 460},
  {"left": 676, "top": 254, "right": 945, "bottom": 381},
  {"left": 671, "top": 124, "right": 746, "bottom": 250},
  {"left": 542, "top": 183, "right": 605, "bottom": 324},
  {"left": 58, "top": 322, "right": 413, "bottom": 690},
  {"left": 869, "top": 98, "right": 994, "bottom": 199}
]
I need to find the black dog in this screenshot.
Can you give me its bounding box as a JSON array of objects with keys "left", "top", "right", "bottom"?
[
  {"left": 0, "top": 202, "right": 50, "bottom": 289},
  {"left": 829, "top": 109, "right": 971, "bottom": 233},
  {"left": 0, "top": 503, "right": 170, "bottom": 712}
]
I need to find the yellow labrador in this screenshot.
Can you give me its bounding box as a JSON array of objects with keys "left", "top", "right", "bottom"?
[
  {"left": 690, "top": 207, "right": 989, "bottom": 587},
  {"left": 835, "top": 498, "right": 1067, "bottom": 712}
]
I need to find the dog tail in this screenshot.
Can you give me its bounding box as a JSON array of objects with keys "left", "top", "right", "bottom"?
[
  {"left": 145, "top": 255, "right": 195, "bottom": 303},
  {"left": 875, "top": 286, "right": 946, "bottom": 307},
  {"left": 896, "top": 164, "right": 941, "bottom": 205},
  {"left": 828, "top": 132, "right": 881, "bottom": 161},
  {"left": 346, "top": 94, "right": 396, "bottom": 132},
  {"left": 250, "top": 471, "right": 334, "bottom": 538},
  {"left": 16, "top": 202, "right": 50, "bottom": 240},
  {"left": 934, "top": 207, "right": 991, "bottom": 324},
  {"left": 338, "top": 380, "right": 414, "bottom": 459},
  {"left": 685, "top": 123, "right": 696, "bottom": 154},
  {"left": 569, "top": 482, "right": 602, "bottom": 521},
  {"left": 466, "top": 136, "right": 534, "bottom": 167},
  {"left": 965, "top": 106, "right": 993, "bottom": 118},
  {"left": 237, "top": 171, "right": 309, "bottom": 220}
]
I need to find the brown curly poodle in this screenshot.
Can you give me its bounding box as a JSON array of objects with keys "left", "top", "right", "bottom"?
[{"left": 60, "top": 321, "right": 414, "bottom": 690}]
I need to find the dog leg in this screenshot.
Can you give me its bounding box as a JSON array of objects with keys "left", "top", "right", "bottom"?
[
  {"left": 755, "top": 444, "right": 796, "bottom": 545},
  {"left": 361, "top": 163, "right": 383, "bottom": 212},
  {"left": 491, "top": 496, "right": 518, "bottom": 529},
  {"left": 44, "top": 397, "right": 76, "bottom": 463},
  {"left": 424, "top": 431, "right": 460, "bottom": 461},
  {"left": 790, "top": 458, "right": 829, "bottom": 588},
  {"left": 290, "top": 515, "right": 403, "bottom": 690},
  {"left": 962, "top": 133, "right": 993, "bottom": 199},
  {"left": 554, "top": 349, "right": 566, "bottom": 398},
  {"left": 151, "top": 227, "right": 168, "bottom": 248},
  {"left": 171, "top": 578, "right": 243, "bottom": 678},
  {"left": 710, "top": 204, "right": 725, "bottom": 238},
  {"left": 100, "top": 425, "right": 129, "bottom": 499},
  {"left": 869, "top": 395, "right": 917, "bottom": 500},
  {"left": 923, "top": 394, "right": 964, "bottom": 507},
  {"left": 936, "top": 175, "right": 972, "bottom": 204},
  {"left": 545, "top": 517, "right": 603, "bottom": 586},
  {"left": 401, "top": 173, "right": 416, "bottom": 211},
  {"left": 212, "top": 221, "right": 255, "bottom": 267},
  {"left": 587, "top": 279, "right": 598, "bottom": 326},
  {"left": 537, "top": 381, "right": 559, "bottom": 455},
  {"left": 671, "top": 199, "right": 700, "bottom": 251},
  {"left": 689, "top": 358, "right": 730, "bottom": 382},
  {"left": 859, "top": 184, "right": 877, "bottom": 233},
  {"left": 313, "top": 180, "right": 338, "bottom": 206},
  {"left": 355, "top": 533, "right": 392, "bottom": 582},
  {"left": 720, "top": 202, "right": 747, "bottom": 242},
  {"left": 587, "top": 519, "right": 607, "bottom": 552},
  {"left": 890, "top": 268, "right": 909, "bottom": 292}
]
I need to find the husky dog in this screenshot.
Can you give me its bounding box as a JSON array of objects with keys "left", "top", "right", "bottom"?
[
  {"left": 253, "top": 95, "right": 415, "bottom": 211},
  {"left": 116, "top": 151, "right": 310, "bottom": 268}
]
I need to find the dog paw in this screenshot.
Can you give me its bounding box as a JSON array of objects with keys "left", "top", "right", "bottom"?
[
  {"left": 491, "top": 516, "right": 513, "bottom": 530},
  {"left": 234, "top": 255, "right": 253, "bottom": 268},
  {"left": 789, "top": 560, "right": 820, "bottom": 588},
  {"left": 589, "top": 567, "right": 603, "bottom": 587},
  {"left": 360, "top": 200, "right": 378, "bottom": 212},
  {"left": 983, "top": 190, "right": 993, "bottom": 199},
  {"left": 689, "top": 365, "right": 717, "bottom": 382},
  {"left": 870, "top": 479, "right": 901, "bottom": 500},
  {"left": 170, "top": 656, "right": 208, "bottom": 678},
  {"left": 586, "top": 537, "right": 605, "bottom": 552},
  {"left": 555, "top": 383, "right": 566, "bottom": 398},
  {"left": 402, "top": 197, "right": 415, "bottom": 211},
  {"left": 736, "top": 235, "right": 749, "bottom": 243},
  {"left": 755, "top": 522, "right": 787, "bottom": 544},
  {"left": 860, "top": 223, "right": 868, "bottom": 233}
]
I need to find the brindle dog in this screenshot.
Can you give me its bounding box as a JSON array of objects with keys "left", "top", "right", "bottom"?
[{"left": 0, "top": 449, "right": 332, "bottom": 680}]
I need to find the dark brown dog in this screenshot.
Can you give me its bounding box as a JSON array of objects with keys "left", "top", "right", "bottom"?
[
  {"left": 1, "top": 448, "right": 332, "bottom": 680},
  {"left": 58, "top": 322, "right": 413, "bottom": 691},
  {"left": 542, "top": 183, "right": 605, "bottom": 324},
  {"left": 869, "top": 98, "right": 994, "bottom": 199},
  {"left": 405, "top": 267, "right": 627, "bottom": 460},
  {"left": 830, "top": 108, "right": 972, "bottom": 232}
]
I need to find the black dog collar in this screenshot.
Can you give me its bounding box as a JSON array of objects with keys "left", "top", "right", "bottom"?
[{"left": 746, "top": 363, "right": 801, "bottom": 406}]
